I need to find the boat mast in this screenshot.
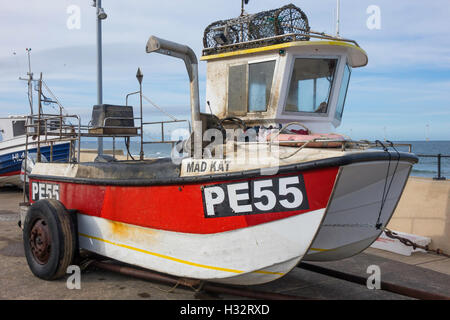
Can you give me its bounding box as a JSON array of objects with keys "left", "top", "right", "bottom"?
[{"left": 18, "top": 48, "right": 34, "bottom": 115}]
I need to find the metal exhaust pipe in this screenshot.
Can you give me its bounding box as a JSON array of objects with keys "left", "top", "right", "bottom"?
[{"left": 146, "top": 36, "right": 202, "bottom": 158}]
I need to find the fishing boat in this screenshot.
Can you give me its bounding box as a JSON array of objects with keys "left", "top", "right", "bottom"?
[
  {"left": 0, "top": 116, "right": 71, "bottom": 187},
  {"left": 21, "top": 4, "right": 417, "bottom": 285},
  {"left": 1, "top": 50, "right": 71, "bottom": 188}
]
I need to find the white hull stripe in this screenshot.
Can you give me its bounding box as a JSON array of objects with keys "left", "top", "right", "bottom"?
[{"left": 79, "top": 232, "right": 285, "bottom": 276}]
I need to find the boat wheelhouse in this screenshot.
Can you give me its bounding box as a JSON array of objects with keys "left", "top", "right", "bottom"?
[{"left": 202, "top": 39, "right": 367, "bottom": 133}]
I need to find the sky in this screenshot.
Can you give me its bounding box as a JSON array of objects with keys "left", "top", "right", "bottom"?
[{"left": 1, "top": 0, "right": 449, "bottom": 141}]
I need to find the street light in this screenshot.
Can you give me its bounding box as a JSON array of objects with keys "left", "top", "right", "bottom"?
[
  {"left": 97, "top": 7, "right": 107, "bottom": 20},
  {"left": 93, "top": 0, "right": 107, "bottom": 156}
]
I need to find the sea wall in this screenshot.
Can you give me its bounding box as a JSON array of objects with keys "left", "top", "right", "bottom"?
[{"left": 389, "top": 177, "right": 450, "bottom": 253}]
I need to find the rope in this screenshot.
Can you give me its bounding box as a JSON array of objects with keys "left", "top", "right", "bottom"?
[
  {"left": 268, "top": 122, "right": 322, "bottom": 160},
  {"left": 41, "top": 80, "right": 67, "bottom": 115},
  {"left": 142, "top": 94, "right": 178, "bottom": 121},
  {"left": 277, "top": 138, "right": 318, "bottom": 160},
  {"left": 383, "top": 228, "right": 450, "bottom": 258},
  {"left": 374, "top": 140, "right": 400, "bottom": 229},
  {"left": 125, "top": 137, "right": 135, "bottom": 160}
]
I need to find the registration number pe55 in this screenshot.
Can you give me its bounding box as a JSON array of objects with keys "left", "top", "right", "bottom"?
[{"left": 202, "top": 175, "right": 309, "bottom": 218}]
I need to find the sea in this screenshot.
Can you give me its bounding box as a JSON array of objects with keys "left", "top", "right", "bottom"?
[
  {"left": 80, "top": 140, "right": 450, "bottom": 179},
  {"left": 392, "top": 141, "right": 450, "bottom": 179}
]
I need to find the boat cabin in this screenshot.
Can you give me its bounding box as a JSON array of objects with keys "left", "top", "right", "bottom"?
[
  {"left": 201, "top": 41, "right": 367, "bottom": 133},
  {"left": 0, "top": 117, "right": 27, "bottom": 142},
  {"left": 195, "top": 4, "right": 368, "bottom": 134}
]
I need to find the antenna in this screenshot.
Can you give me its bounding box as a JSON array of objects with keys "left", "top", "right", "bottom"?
[
  {"left": 241, "top": 0, "right": 249, "bottom": 16},
  {"left": 18, "top": 48, "right": 34, "bottom": 114},
  {"left": 336, "top": 0, "right": 340, "bottom": 37}
]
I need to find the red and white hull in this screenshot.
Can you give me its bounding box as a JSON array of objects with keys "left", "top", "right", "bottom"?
[
  {"left": 77, "top": 209, "right": 324, "bottom": 285},
  {"left": 26, "top": 150, "right": 417, "bottom": 285}
]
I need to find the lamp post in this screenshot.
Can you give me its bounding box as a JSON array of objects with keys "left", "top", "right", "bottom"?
[{"left": 93, "top": 0, "right": 107, "bottom": 155}]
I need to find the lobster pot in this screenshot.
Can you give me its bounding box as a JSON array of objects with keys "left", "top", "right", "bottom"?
[{"left": 203, "top": 4, "right": 310, "bottom": 54}]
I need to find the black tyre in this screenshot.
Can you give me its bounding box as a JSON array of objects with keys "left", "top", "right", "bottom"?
[{"left": 23, "top": 199, "right": 76, "bottom": 280}]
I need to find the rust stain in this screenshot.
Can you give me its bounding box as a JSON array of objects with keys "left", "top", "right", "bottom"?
[
  {"left": 109, "top": 220, "right": 131, "bottom": 239},
  {"left": 107, "top": 219, "right": 159, "bottom": 246}
]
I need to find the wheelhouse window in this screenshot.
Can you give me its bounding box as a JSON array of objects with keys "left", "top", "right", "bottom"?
[
  {"left": 285, "top": 58, "right": 337, "bottom": 114},
  {"left": 335, "top": 64, "right": 352, "bottom": 120},
  {"left": 228, "top": 60, "right": 276, "bottom": 115},
  {"left": 248, "top": 61, "right": 275, "bottom": 112},
  {"left": 12, "top": 120, "right": 26, "bottom": 137}
]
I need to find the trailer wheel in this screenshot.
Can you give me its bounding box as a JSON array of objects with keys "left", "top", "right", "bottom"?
[{"left": 23, "top": 199, "right": 76, "bottom": 280}]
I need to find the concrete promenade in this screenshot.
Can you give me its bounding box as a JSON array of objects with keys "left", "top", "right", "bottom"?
[
  {"left": 388, "top": 177, "right": 450, "bottom": 253},
  {"left": 1, "top": 177, "right": 449, "bottom": 300}
]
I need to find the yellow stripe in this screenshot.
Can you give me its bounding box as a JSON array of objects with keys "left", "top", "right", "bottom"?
[
  {"left": 200, "top": 40, "right": 367, "bottom": 61},
  {"left": 79, "top": 233, "right": 284, "bottom": 276},
  {"left": 253, "top": 270, "right": 284, "bottom": 275},
  {"left": 309, "top": 247, "right": 333, "bottom": 252}
]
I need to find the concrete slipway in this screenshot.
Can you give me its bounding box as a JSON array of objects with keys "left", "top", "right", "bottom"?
[{"left": 1, "top": 184, "right": 449, "bottom": 300}]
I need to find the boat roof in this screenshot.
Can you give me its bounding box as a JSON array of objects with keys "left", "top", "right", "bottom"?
[
  {"left": 200, "top": 4, "right": 368, "bottom": 68},
  {"left": 201, "top": 40, "right": 368, "bottom": 68}
]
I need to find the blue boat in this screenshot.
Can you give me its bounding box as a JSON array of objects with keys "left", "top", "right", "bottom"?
[{"left": 0, "top": 116, "right": 71, "bottom": 187}]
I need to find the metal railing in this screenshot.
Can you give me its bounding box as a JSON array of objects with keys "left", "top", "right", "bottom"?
[
  {"left": 142, "top": 119, "right": 191, "bottom": 147},
  {"left": 24, "top": 113, "right": 81, "bottom": 163},
  {"left": 416, "top": 153, "right": 449, "bottom": 180},
  {"left": 125, "top": 89, "right": 191, "bottom": 159}
]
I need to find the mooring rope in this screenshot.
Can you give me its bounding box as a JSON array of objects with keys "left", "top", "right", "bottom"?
[{"left": 374, "top": 140, "right": 400, "bottom": 229}]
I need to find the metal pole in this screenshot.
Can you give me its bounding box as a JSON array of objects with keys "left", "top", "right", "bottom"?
[
  {"left": 139, "top": 81, "right": 144, "bottom": 160},
  {"left": 298, "top": 262, "right": 450, "bottom": 300},
  {"left": 136, "top": 68, "right": 144, "bottom": 161},
  {"left": 23, "top": 128, "right": 29, "bottom": 203},
  {"left": 37, "top": 73, "right": 42, "bottom": 163},
  {"left": 336, "top": 0, "right": 340, "bottom": 38},
  {"left": 96, "top": 0, "right": 104, "bottom": 156},
  {"left": 26, "top": 48, "right": 34, "bottom": 115},
  {"left": 92, "top": 260, "right": 308, "bottom": 300},
  {"left": 438, "top": 154, "right": 441, "bottom": 179},
  {"left": 434, "top": 154, "right": 446, "bottom": 180}
]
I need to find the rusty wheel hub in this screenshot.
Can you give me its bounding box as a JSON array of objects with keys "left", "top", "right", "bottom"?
[{"left": 29, "top": 219, "right": 51, "bottom": 264}]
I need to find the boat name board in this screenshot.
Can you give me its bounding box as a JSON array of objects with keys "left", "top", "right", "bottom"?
[
  {"left": 184, "top": 160, "right": 231, "bottom": 174},
  {"left": 31, "top": 181, "right": 60, "bottom": 201},
  {"left": 202, "top": 175, "right": 309, "bottom": 218}
]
